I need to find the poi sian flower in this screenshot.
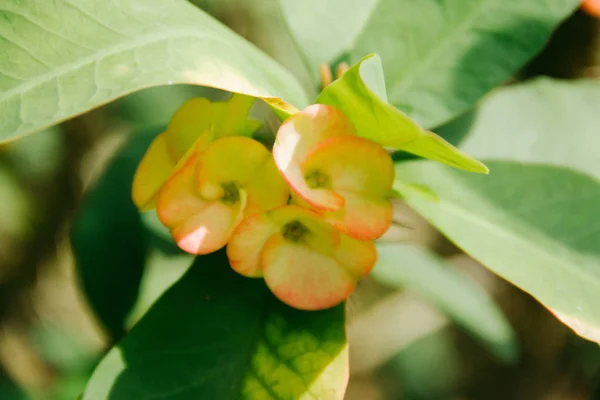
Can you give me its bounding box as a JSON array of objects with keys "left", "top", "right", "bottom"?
[
  {"left": 273, "top": 104, "right": 395, "bottom": 241},
  {"left": 157, "top": 136, "right": 289, "bottom": 254},
  {"left": 132, "top": 94, "right": 262, "bottom": 210},
  {"left": 132, "top": 95, "right": 396, "bottom": 310},
  {"left": 227, "top": 205, "right": 376, "bottom": 310}
]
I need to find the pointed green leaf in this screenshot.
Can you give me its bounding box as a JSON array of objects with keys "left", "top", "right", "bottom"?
[
  {"left": 0, "top": 0, "right": 308, "bottom": 143},
  {"left": 373, "top": 242, "right": 517, "bottom": 362},
  {"left": 83, "top": 251, "right": 348, "bottom": 400},
  {"left": 318, "top": 55, "right": 487, "bottom": 173},
  {"left": 280, "top": 0, "right": 579, "bottom": 127},
  {"left": 395, "top": 160, "right": 600, "bottom": 345}
]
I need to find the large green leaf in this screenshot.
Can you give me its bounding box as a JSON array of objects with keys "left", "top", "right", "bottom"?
[
  {"left": 83, "top": 251, "right": 348, "bottom": 400},
  {"left": 318, "top": 55, "right": 488, "bottom": 173},
  {"left": 0, "top": 0, "right": 308, "bottom": 142},
  {"left": 394, "top": 160, "right": 600, "bottom": 344},
  {"left": 280, "top": 0, "right": 579, "bottom": 128},
  {"left": 71, "top": 127, "right": 160, "bottom": 339},
  {"left": 373, "top": 242, "right": 517, "bottom": 361},
  {"left": 279, "top": 0, "right": 377, "bottom": 80},
  {"left": 459, "top": 78, "right": 600, "bottom": 180}
]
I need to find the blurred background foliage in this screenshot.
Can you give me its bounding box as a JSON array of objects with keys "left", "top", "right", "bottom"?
[{"left": 0, "top": 1, "right": 600, "bottom": 399}]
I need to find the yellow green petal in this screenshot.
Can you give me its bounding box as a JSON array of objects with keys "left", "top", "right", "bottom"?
[
  {"left": 261, "top": 234, "right": 356, "bottom": 311},
  {"left": 323, "top": 191, "right": 393, "bottom": 241},
  {"left": 195, "top": 137, "right": 271, "bottom": 200},
  {"left": 333, "top": 235, "right": 377, "bottom": 278},
  {"left": 244, "top": 156, "right": 290, "bottom": 217},
  {"left": 213, "top": 93, "right": 261, "bottom": 138},
  {"left": 227, "top": 212, "right": 279, "bottom": 278},
  {"left": 302, "top": 135, "right": 394, "bottom": 196},
  {"left": 164, "top": 98, "right": 214, "bottom": 160},
  {"left": 228, "top": 205, "right": 339, "bottom": 278},
  {"left": 132, "top": 133, "right": 177, "bottom": 211},
  {"left": 156, "top": 152, "right": 246, "bottom": 255}
]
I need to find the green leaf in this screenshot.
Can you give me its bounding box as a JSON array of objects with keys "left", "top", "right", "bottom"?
[
  {"left": 280, "top": 0, "right": 579, "bottom": 128},
  {"left": 394, "top": 160, "right": 600, "bottom": 344},
  {"left": 125, "top": 251, "right": 193, "bottom": 327},
  {"left": 0, "top": 372, "right": 27, "bottom": 400},
  {"left": 278, "top": 0, "right": 378, "bottom": 82},
  {"left": 373, "top": 242, "right": 517, "bottom": 362},
  {"left": 71, "top": 127, "right": 160, "bottom": 339},
  {"left": 318, "top": 55, "right": 487, "bottom": 173},
  {"left": 0, "top": 0, "right": 308, "bottom": 142},
  {"left": 83, "top": 251, "right": 348, "bottom": 400},
  {"left": 459, "top": 78, "right": 600, "bottom": 180}
]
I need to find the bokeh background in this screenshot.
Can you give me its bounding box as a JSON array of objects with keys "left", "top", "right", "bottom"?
[{"left": 1, "top": 2, "right": 600, "bottom": 400}]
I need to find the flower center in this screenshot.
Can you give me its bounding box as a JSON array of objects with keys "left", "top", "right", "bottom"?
[
  {"left": 220, "top": 182, "right": 240, "bottom": 205},
  {"left": 305, "top": 169, "right": 330, "bottom": 189},
  {"left": 282, "top": 220, "right": 310, "bottom": 243}
]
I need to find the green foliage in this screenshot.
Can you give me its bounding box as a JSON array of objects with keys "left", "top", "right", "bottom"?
[
  {"left": 373, "top": 242, "right": 517, "bottom": 362},
  {"left": 0, "top": 373, "right": 27, "bottom": 400},
  {"left": 0, "top": 0, "right": 307, "bottom": 142},
  {"left": 83, "top": 251, "right": 348, "bottom": 400},
  {"left": 71, "top": 128, "right": 159, "bottom": 339},
  {"left": 395, "top": 161, "right": 600, "bottom": 344},
  {"left": 318, "top": 55, "right": 488, "bottom": 173},
  {"left": 459, "top": 78, "right": 600, "bottom": 180},
  {"left": 280, "top": 0, "right": 580, "bottom": 127}
]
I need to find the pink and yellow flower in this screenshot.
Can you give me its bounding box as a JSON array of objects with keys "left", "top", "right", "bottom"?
[
  {"left": 227, "top": 205, "right": 377, "bottom": 310},
  {"left": 273, "top": 104, "right": 395, "bottom": 241},
  {"left": 132, "top": 95, "right": 395, "bottom": 310},
  {"left": 156, "top": 136, "right": 289, "bottom": 255},
  {"left": 132, "top": 94, "right": 261, "bottom": 210}
]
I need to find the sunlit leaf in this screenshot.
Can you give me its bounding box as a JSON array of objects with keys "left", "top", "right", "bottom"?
[
  {"left": 280, "top": 0, "right": 579, "bottom": 127},
  {"left": 459, "top": 78, "right": 600, "bottom": 180},
  {"left": 83, "top": 251, "right": 348, "bottom": 400},
  {"left": 318, "top": 55, "right": 487, "bottom": 173},
  {"left": 395, "top": 160, "right": 600, "bottom": 344},
  {"left": 0, "top": 0, "right": 308, "bottom": 142}
]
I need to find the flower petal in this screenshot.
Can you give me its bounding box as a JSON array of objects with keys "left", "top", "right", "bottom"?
[
  {"left": 300, "top": 135, "right": 394, "bottom": 240},
  {"left": 195, "top": 137, "right": 271, "bottom": 200},
  {"left": 302, "top": 135, "right": 394, "bottom": 196},
  {"left": 171, "top": 197, "right": 246, "bottom": 255},
  {"left": 164, "top": 98, "right": 214, "bottom": 160},
  {"left": 333, "top": 235, "right": 377, "bottom": 278},
  {"left": 212, "top": 93, "right": 262, "bottom": 138},
  {"left": 261, "top": 234, "right": 356, "bottom": 310},
  {"left": 132, "top": 133, "right": 177, "bottom": 210},
  {"left": 323, "top": 191, "right": 393, "bottom": 241},
  {"left": 156, "top": 152, "right": 246, "bottom": 254},
  {"left": 227, "top": 212, "right": 278, "bottom": 278},
  {"left": 227, "top": 205, "right": 338, "bottom": 277},
  {"left": 273, "top": 104, "right": 355, "bottom": 211},
  {"left": 244, "top": 156, "right": 290, "bottom": 217},
  {"left": 268, "top": 205, "right": 340, "bottom": 252}
]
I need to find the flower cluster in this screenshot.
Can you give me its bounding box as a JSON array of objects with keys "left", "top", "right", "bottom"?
[{"left": 133, "top": 96, "right": 394, "bottom": 310}]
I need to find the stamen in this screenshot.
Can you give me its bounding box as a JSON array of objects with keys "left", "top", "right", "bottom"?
[
  {"left": 305, "top": 169, "right": 330, "bottom": 189},
  {"left": 282, "top": 220, "right": 310, "bottom": 243},
  {"left": 221, "top": 182, "right": 240, "bottom": 205}
]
